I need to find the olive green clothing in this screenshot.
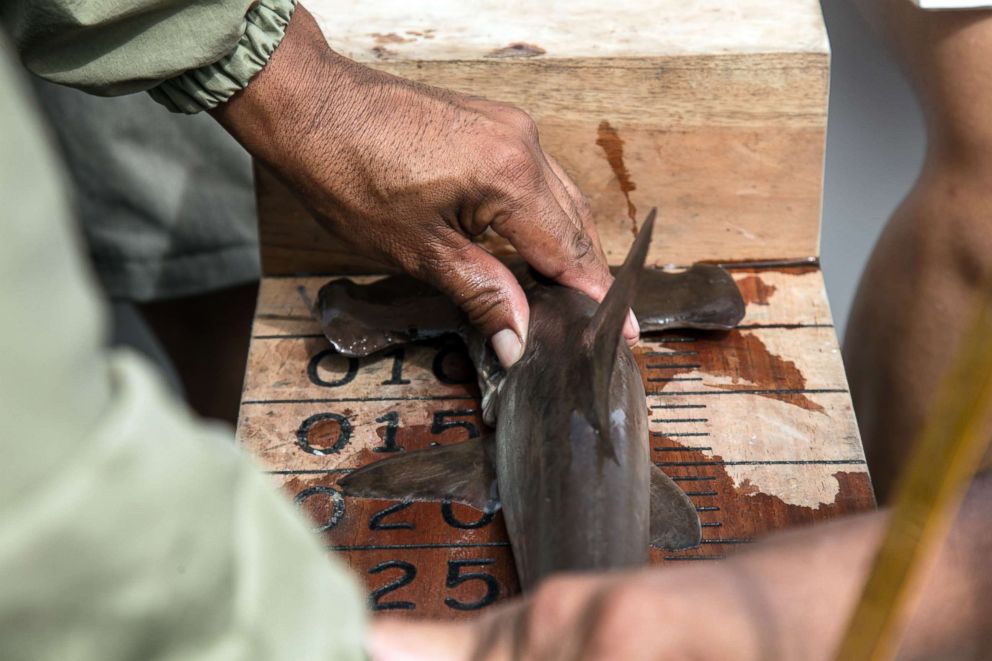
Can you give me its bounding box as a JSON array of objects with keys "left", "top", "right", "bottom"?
[
  {"left": 32, "top": 78, "right": 259, "bottom": 301},
  {"left": 0, "top": 1, "right": 368, "bottom": 657},
  {"left": 2, "top": 0, "right": 294, "bottom": 114},
  {"left": 1, "top": 0, "right": 294, "bottom": 300}
]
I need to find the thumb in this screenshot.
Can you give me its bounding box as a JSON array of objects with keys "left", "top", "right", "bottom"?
[{"left": 415, "top": 235, "right": 529, "bottom": 369}]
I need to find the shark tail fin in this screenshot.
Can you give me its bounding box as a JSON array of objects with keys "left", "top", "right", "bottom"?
[{"left": 585, "top": 209, "right": 656, "bottom": 439}]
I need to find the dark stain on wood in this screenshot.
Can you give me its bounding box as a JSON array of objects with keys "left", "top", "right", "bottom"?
[
  {"left": 736, "top": 275, "right": 777, "bottom": 306},
  {"left": 649, "top": 442, "right": 875, "bottom": 560},
  {"left": 638, "top": 331, "right": 826, "bottom": 414},
  {"left": 371, "top": 45, "right": 397, "bottom": 59},
  {"left": 371, "top": 32, "right": 413, "bottom": 45},
  {"left": 767, "top": 264, "right": 820, "bottom": 276},
  {"left": 595, "top": 120, "right": 638, "bottom": 235},
  {"left": 487, "top": 42, "right": 546, "bottom": 58},
  {"left": 307, "top": 417, "right": 349, "bottom": 451}
]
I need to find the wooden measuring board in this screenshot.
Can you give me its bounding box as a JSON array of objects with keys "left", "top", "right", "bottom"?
[
  {"left": 236, "top": 264, "right": 875, "bottom": 616},
  {"left": 237, "top": 0, "right": 864, "bottom": 619}
]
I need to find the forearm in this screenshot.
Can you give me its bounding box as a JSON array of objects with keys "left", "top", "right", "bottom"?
[
  {"left": 208, "top": 3, "right": 377, "bottom": 213},
  {"left": 373, "top": 476, "right": 992, "bottom": 660},
  {"left": 851, "top": 1, "right": 992, "bottom": 159},
  {"left": 844, "top": 5, "right": 992, "bottom": 498},
  {"left": 734, "top": 474, "right": 992, "bottom": 659}
]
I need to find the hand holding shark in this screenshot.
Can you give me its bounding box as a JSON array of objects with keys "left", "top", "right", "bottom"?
[
  {"left": 211, "top": 5, "right": 633, "bottom": 369},
  {"left": 315, "top": 210, "right": 746, "bottom": 591}
]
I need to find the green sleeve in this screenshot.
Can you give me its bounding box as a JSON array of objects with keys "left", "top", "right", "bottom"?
[
  {"left": 0, "top": 0, "right": 295, "bottom": 113},
  {"left": 0, "top": 38, "right": 366, "bottom": 661}
]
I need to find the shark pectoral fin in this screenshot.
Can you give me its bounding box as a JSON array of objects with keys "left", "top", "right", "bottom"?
[
  {"left": 649, "top": 466, "right": 702, "bottom": 550},
  {"left": 315, "top": 274, "right": 465, "bottom": 357},
  {"left": 337, "top": 436, "right": 500, "bottom": 513},
  {"left": 633, "top": 264, "right": 745, "bottom": 333}
]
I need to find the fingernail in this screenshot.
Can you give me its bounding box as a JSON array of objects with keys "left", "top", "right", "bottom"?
[
  {"left": 492, "top": 329, "right": 524, "bottom": 368},
  {"left": 626, "top": 309, "right": 640, "bottom": 345}
]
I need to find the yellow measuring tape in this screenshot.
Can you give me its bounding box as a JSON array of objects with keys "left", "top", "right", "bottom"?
[{"left": 834, "top": 284, "right": 992, "bottom": 660}]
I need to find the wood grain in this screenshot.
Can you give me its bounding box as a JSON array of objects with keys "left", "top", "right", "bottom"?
[
  {"left": 309, "top": 0, "right": 829, "bottom": 62},
  {"left": 257, "top": 6, "right": 829, "bottom": 273},
  {"left": 239, "top": 1, "right": 856, "bottom": 617},
  {"left": 236, "top": 267, "right": 875, "bottom": 617}
]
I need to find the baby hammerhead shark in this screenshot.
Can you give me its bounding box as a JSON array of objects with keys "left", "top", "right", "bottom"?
[{"left": 316, "top": 210, "right": 744, "bottom": 590}]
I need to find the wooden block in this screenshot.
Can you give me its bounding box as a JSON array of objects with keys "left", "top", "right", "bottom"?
[
  {"left": 258, "top": 0, "right": 829, "bottom": 274},
  {"left": 237, "top": 0, "right": 860, "bottom": 618},
  {"left": 235, "top": 266, "right": 874, "bottom": 617}
]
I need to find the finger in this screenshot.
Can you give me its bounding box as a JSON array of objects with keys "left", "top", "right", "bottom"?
[
  {"left": 543, "top": 153, "right": 607, "bottom": 264},
  {"left": 538, "top": 155, "right": 584, "bottom": 236},
  {"left": 541, "top": 154, "right": 640, "bottom": 345},
  {"left": 404, "top": 228, "right": 530, "bottom": 368},
  {"left": 490, "top": 187, "right": 612, "bottom": 302},
  {"left": 369, "top": 618, "right": 474, "bottom": 661}
]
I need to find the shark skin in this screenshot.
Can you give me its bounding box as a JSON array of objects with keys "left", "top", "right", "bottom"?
[
  {"left": 493, "top": 281, "right": 656, "bottom": 585},
  {"left": 322, "top": 210, "right": 745, "bottom": 591}
]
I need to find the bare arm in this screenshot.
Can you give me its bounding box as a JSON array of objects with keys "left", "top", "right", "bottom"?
[
  {"left": 369, "top": 474, "right": 992, "bottom": 660},
  {"left": 845, "top": 2, "right": 992, "bottom": 500}
]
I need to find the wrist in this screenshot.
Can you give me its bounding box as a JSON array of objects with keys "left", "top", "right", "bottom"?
[{"left": 210, "top": 4, "right": 368, "bottom": 188}]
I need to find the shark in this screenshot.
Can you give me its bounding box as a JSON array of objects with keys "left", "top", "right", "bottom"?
[{"left": 315, "top": 210, "right": 745, "bottom": 590}]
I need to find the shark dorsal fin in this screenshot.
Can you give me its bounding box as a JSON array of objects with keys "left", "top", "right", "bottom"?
[{"left": 585, "top": 209, "right": 656, "bottom": 440}]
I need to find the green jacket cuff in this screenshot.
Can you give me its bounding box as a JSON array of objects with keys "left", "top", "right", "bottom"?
[{"left": 149, "top": 0, "right": 296, "bottom": 114}]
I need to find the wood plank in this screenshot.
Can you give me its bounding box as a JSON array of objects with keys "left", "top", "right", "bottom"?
[
  {"left": 250, "top": 266, "right": 834, "bottom": 336},
  {"left": 236, "top": 266, "right": 873, "bottom": 616},
  {"left": 258, "top": 1, "right": 829, "bottom": 274},
  {"left": 239, "top": 2, "right": 850, "bottom": 615},
  {"left": 309, "top": 0, "right": 828, "bottom": 61},
  {"left": 256, "top": 123, "right": 826, "bottom": 273},
  {"left": 241, "top": 328, "right": 848, "bottom": 406}
]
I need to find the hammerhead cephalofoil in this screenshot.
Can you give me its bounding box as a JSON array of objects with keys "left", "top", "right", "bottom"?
[{"left": 317, "top": 210, "right": 744, "bottom": 590}]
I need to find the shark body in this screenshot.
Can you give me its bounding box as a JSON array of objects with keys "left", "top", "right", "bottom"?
[{"left": 317, "top": 211, "right": 744, "bottom": 590}]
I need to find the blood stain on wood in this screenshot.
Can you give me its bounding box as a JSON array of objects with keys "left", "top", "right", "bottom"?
[
  {"left": 487, "top": 42, "right": 546, "bottom": 58},
  {"left": 734, "top": 471, "right": 874, "bottom": 519},
  {"left": 653, "top": 443, "right": 875, "bottom": 558},
  {"left": 736, "top": 275, "right": 777, "bottom": 306},
  {"left": 595, "top": 120, "right": 638, "bottom": 235},
  {"left": 641, "top": 330, "right": 826, "bottom": 413}
]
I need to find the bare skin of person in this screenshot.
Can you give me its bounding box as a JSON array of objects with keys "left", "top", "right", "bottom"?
[
  {"left": 845, "top": 1, "right": 992, "bottom": 502},
  {"left": 368, "top": 3, "right": 992, "bottom": 659},
  {"left": 211, "top": 5, "right": 636, "bottom": 369},
  {"left": 156, "top": 2, "right": 637, "bottom": 423}
]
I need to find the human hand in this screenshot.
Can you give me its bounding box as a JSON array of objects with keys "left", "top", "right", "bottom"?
[
  {"left": 367, "top": 566, "right": 765, "bottom": 661},
  {"left": 212, "top": 4, "right": 638, "bottom": 367}
]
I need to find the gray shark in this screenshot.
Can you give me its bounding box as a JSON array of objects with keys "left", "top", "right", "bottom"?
[{"left": 316, "top": 210, "right": 744, "bottom": 590}]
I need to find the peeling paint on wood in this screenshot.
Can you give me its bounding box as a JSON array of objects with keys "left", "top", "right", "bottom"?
[{"left": 237, "top": 267, "right": 873, "bottom": 615}]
